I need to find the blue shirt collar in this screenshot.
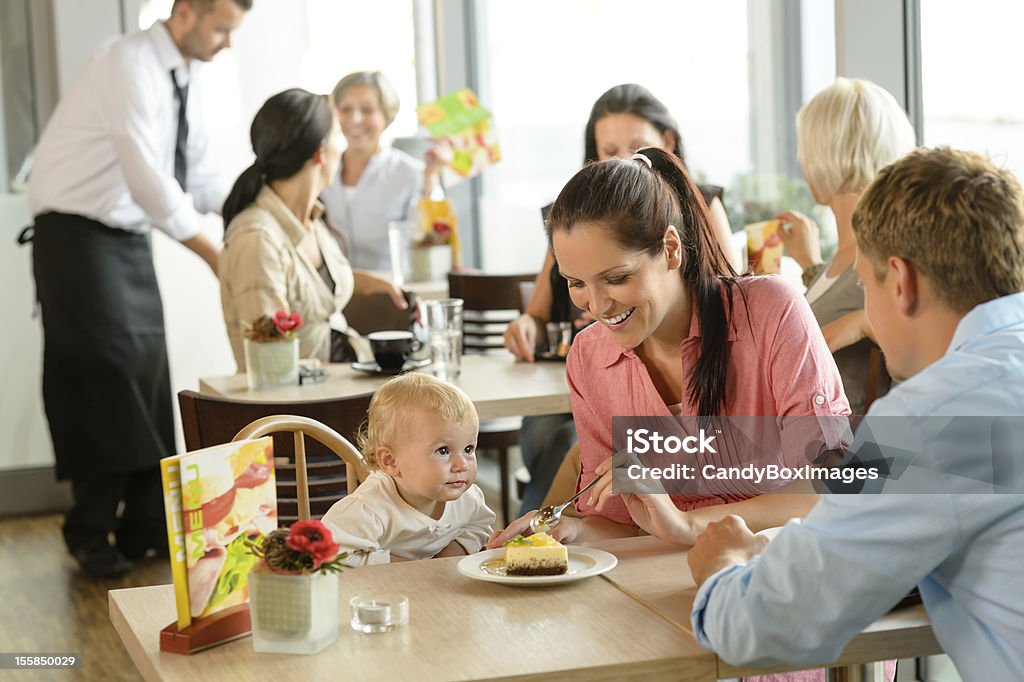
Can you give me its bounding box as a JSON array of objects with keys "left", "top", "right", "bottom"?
[{"left": 948, "top": 291, "right": 1024, "bottom": 353}]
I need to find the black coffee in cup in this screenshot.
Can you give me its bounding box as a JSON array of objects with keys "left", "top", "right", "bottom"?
[{"left": 368, "top": 331, "right": 422, "bottom": 371}]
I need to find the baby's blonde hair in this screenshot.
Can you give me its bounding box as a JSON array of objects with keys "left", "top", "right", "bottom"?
[{"left": 357, "top": 373, "right": 478, "bottom": 468}]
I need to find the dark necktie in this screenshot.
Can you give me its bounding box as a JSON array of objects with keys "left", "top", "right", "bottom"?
[{"left": 170, "top": 69, "right": 189, "bottom": 191}]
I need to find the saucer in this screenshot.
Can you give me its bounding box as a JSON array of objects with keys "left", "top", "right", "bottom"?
[
  {"left": 351, "top": 357, "right": 432, "bottom": 376},
  {"left": 534, "top": 351, "right": 568, "bottom": 362}
]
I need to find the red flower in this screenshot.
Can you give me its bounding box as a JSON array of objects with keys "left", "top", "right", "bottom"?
[
  {"left": 273, "top": 310, "right": 302, "bottom": 335},
  {"left": 285, "top": 520, "right": 339, "bottom": 569}
]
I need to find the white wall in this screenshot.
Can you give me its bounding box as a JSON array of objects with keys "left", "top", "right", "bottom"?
[
  {"left": 0, "top": 0, "right": 126, "bottom": 472},
  {"left": 0, "top": 194, "right": 52, "bottom": 471},
  {"left": 1, "top": 0, "right": 316, "bottom": 471}
]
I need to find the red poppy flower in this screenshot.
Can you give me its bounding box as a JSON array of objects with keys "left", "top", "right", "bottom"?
[
  {"left": 273, "top": 310, "right": 302, "bottom": 335},
  {"left": 285, "top": 520, "right": 340, "bottom": 569}
]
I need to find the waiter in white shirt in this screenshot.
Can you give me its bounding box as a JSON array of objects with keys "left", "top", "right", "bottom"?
[{"left": 25, "top": 0, "right": 251, "bottom": 577}]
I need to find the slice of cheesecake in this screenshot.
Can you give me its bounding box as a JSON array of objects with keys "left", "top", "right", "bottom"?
[{"left": 503, "top": 532, "right": 568, "bottom": 576}]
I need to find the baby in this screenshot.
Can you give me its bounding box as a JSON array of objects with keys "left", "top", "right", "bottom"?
[{"left": 322, "top": 372, "right": 496, "bottom": 560}]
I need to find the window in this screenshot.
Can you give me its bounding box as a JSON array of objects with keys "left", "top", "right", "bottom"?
[
  {"left": 301, "top": 0, "right": 419, "bottom": 140},
  {"left": 476, "top": 0, "right": 835, "bottom": 271},
  {"left": 920, "top": 1, "right": 1024, "bottom": 179},
  {"left": 141, "top": 0, "right": 419, "bottom": 141}
]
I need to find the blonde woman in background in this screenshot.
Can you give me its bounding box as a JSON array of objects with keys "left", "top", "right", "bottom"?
[
  {"left": 778, "top": 78, "right": 916, "bottom": 414},
  {"left": 320, "top": 71, "right": 452, "bottom": 270}
]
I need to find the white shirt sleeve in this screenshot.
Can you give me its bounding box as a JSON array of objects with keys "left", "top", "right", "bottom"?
[
  {"left": 185, "top": 89, "right": 232, "bottom": 216},
  {"left": 98, "top": 52, "right": 202, "bottom": 241},
  {"left": 453, "top": 485, "right": 497, "bottom": 553},
  {"left": 321, "top": 496, "right": 387, "bottom": 558}
]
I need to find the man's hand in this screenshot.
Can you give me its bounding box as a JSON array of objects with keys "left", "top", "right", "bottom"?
[
  {"left": 182, "top": 232, "right": 220, "bottom": 276},
  {"left": 687, "top": 515, "right": 769, "bottom": 587}
]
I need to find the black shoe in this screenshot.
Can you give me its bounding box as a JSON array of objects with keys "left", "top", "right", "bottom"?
[
  {"left": 73, "top": 543, "right": 133, "bottom": 578},
  {"left": 117, "top": 537, "right": 169, "bottom": 561}
]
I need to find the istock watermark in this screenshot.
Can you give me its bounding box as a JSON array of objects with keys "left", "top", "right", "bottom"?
[{"left": 608, "top": 415, "right": 1024, "bottom": 496}]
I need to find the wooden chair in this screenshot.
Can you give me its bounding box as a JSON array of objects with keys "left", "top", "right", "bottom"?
[
  {"left": 448, "top": 272, "right": 538, "bottom": 352},
  {"left": 178, "top": 390, "right": 374, "bottom": 525},
  {"left": 447, "top": 272, "right": 538, "bottom": 522},
  {"left": 233, "top": 415, "right": 368, "bottom": 522}
]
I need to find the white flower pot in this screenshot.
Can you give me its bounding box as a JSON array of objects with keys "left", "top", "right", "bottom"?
[
  {"left": 410, "top": 244, "right": 452, "bottom": 282},
  {"left": 244, "top": 338, "right": 298, "bottom": 390},
  {"left": 249, "top": 570, "right": 339, "bottom": 654}
]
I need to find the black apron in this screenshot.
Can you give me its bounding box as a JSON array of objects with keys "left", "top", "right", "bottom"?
[{"left": 31, "top": 212, "right": 175, "bottom": 480}]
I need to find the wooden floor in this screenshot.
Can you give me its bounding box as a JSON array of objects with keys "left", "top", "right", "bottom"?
[
  {"left": 0, "top": 514, "right": 170, "bottom": 681},
  {"left": 0, "top": 454, "right": 515, "bottom": 680}
]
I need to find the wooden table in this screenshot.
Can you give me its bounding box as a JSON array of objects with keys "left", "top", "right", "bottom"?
[
  {"left": 199, "top": 353, "right": 570, "bottom": 421},
  {"left": 110, "top": 536, "right": 940, "bottom": 681},
  {"left": 110, "top": 538, "right": 716, "bottom": 682}
]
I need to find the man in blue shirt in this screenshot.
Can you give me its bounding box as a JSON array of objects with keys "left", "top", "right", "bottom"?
[
  {"left": 682, "top": 148, "right": 1024, "bottom": 680},
  {"left": 622, "top": 148, "right": 1024, "bottom": 679}
]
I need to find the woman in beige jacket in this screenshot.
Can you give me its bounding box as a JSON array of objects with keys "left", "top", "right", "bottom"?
[{"left": 219, "top": 88, "right": 408, "bottom": 366}]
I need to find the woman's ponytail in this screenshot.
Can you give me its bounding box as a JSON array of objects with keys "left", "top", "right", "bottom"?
[
  {"left": 639, "top": 147, "right": 735, "bottom": 417},
  {"left": 222, "top": 163, "right": 264, "bottom": 231}
]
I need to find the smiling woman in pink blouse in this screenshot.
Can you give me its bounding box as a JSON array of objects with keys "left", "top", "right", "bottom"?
[{"left": 490, "top": 147, "right": 851, "bottom": 550}]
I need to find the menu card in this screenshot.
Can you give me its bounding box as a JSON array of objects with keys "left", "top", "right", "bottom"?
[
  {"left": 416, "top": 89, "right": 501, "bottom": 182},
  {"left": 160, "top": 437, "right": 277, "bottom": 630}
]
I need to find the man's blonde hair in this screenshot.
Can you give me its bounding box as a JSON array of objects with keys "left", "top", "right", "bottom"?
[
  {"left": 853, "top": 147, "right": 1024, "bottom": 312},
  {"left": 357, "top": 373, "right": 478, "bottom": 468},
  {"left": 797, "top": 78, "right": 916, "bottom": 200},
  {"left": 331, "top": 71, "right": 400, "bottom": 127}
]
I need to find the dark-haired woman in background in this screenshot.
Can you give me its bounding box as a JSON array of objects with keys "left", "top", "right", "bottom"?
[
  {"left": 219, "top": 88, "right": 407, "bottom": 367},
  {"left": 490, "top": 147, "right": 850, "bottom": 549},
  {"left": 505, "top": 83, "right": 738, "bottom": 363}
]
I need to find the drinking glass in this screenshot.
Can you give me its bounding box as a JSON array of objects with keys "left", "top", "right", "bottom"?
[
  {"left": 387, "top": 220, "right": 417, "bottom": 286},
  {"left": 425, "top": 298, "right": 463, "bottom": 381}
]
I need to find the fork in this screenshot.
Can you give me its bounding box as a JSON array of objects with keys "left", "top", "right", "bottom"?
[{"left": 529, "top": 475, "right": 604, "bottom": 534}]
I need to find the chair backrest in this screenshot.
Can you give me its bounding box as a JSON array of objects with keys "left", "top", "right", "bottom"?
[
  {"left": 178, "top": 390, "right": 374, "bottom": 525},
  {"left": 233, "top": 415, "right": 368, "bottom": 523},
  {"left": 447, "top": 272, "right": 537, "bottom": 352}
]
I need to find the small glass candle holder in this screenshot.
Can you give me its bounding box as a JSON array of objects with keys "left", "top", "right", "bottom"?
[{"left": 349, "top": 594, "right": 409, "bottom": 634}]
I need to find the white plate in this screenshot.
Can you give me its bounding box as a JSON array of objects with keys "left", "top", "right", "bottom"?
[{"left": 457, "top": 547, "right": 618, "bottom": 586}]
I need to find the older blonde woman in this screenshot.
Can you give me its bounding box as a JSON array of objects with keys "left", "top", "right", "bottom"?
[
  {"left": 319, "top": 71, "right": 451, "bottom": 270},
  {"left": 778, "top": 78, "right": 916, "bottom": 414}
]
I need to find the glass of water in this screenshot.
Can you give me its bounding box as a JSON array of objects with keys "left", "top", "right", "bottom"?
[
  {"left": 387, "top": 220, "right": 416, "bottom": 286},
  {"left": 425, "top": 298, "right": 463, "bottom": 381}
]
